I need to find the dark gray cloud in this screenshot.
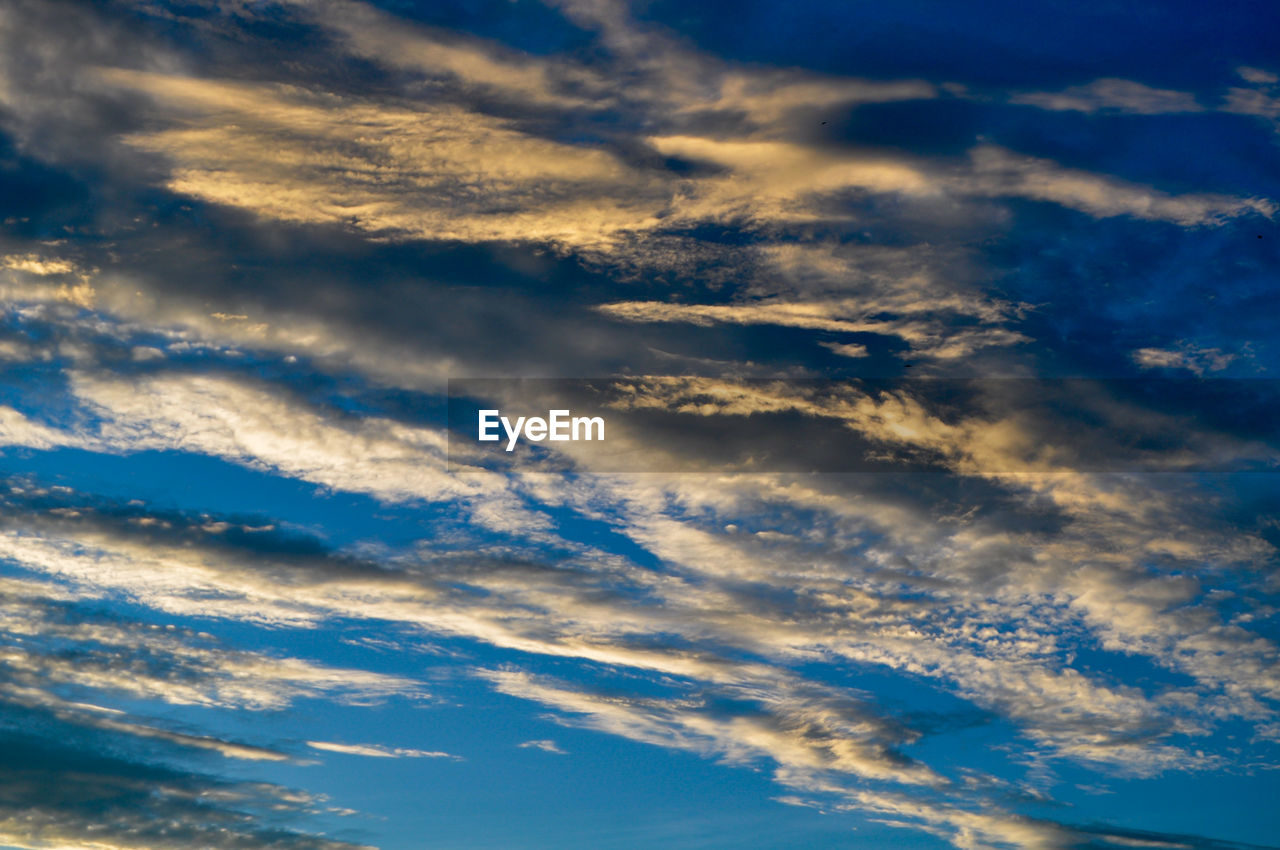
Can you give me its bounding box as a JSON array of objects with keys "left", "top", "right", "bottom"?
[{"left": 0, "top": 724, "right": 368, "bottom": 850}]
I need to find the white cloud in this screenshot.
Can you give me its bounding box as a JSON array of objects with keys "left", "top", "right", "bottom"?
[{"left": 307, "top": 741, "right": 457, "bottom": 759}]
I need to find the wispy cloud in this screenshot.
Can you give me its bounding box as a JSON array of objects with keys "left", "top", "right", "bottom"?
[
  {"left": 307, "top": 741, "right": 458, "bottom": 759},
  {"left": 596, "top": 298, "right": 1029, "bottom": 360},
  {"left": 1133, "top": 344, "right": 1238, "bottom": 375},
  {"left": 0, "top": 1, "right": 1277, "bottom": 848},
  {"left": 1011, "top": 78, "right": 1204, "bottom": 114}
]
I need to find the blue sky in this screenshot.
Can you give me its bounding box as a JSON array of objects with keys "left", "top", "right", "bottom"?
[{"left": 0, "top": 1, "right": 1279, "bottom": 848}]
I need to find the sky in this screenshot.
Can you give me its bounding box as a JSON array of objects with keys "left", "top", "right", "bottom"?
[{"left": 0, "top": 1, "right": 1279, "bottom": 848}]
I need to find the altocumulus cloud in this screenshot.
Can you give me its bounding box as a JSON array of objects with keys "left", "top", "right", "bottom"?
[{"left": 0, "top": 0, "right": 1276, "bottom": 848}]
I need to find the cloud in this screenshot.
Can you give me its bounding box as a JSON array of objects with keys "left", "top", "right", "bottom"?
[
  {"left": 692, "top": 72, "right": 937, "bottom": 125},
  {"left": 0, "top": 574, "right": 391, "bottom": 849},
  {"left": 307, "top": 740, "right": 457, "bottom": 759},
  {"left": 5, "top": 368, "right": 1279, "bottom": 748},
  {"left": 485, "top": 669, "right": 945, "bottom": 788},
  {"left": 484, "top": 668, "right": 1269, "bottom": 849},
  {"left": 0, "top": 728, "right": 372, "bottom": 850},
  {"left": 0, "top": 2, "right": 1277, "bottom": 848},
  {"left": 0, "top": 494, "right": 437, "bottom": 846},
  {"left": 841, "top": 788, "right": 1275, "bottom": 850},
  {"left": 287, "top": 0, "right": 601, "bottom": 109},
  {"left": 4, "top": 369, "right": 483, "bottom": 505},
  {"left": 2, "top": 361, "right": 1276, "bottom": 783},
  {"left": 963, "top": 145, "right": 1275, "bottom": 225},
  {"left": 0, "top": 406, "right": 75, "bottom": 450},
  {"left": 1133, "top": 345, "right": 1237, "bottom": 375},
  {"left": 1222, "top": 66, "right": 1280, "bottom": 124},
  {"left": 1225, "top": 87, "right": 1280, "bottom": 121},
  {"left": 0, "top": 252, "right": 95, "bottom": 307},
  {"left": 0, "top": 563, "right": 428, "bottom": 714},
  {"left": 518, "top": 738, "right": 567, "bottom": 754},
  {"left": 0, "top": 679, "right": 294, "bottom": 761},
  {"left": 1011, "top": 78, "right": 1204, "bottom": 114},
  {"left": 1238, "top": 67, "right": 1279, "bottom": 86},
  {"left": 0, "top": 423, "right": 1275, "bottom": 844},
  {"left": 96, "top": 68, "right": 663, "bottom": 251},
  {"left": 821, "top": 341, "right": 869, "bottom": 358},
  {"left": 596, "top": 298, "right": 1030, "bottom": 360},
  {"left": 2, "top": 253, "right": 79, "bottom": 276},
  {"left": 8, "top": 0, "right": 1253, "bottom": 288}
]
